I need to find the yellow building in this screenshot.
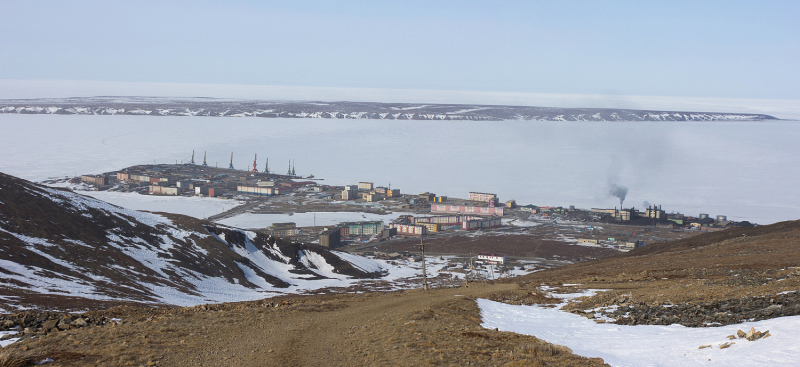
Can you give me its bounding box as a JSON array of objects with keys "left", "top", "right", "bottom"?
[{"left": 418, "top": 223, "right": 440, "bottom": 233}]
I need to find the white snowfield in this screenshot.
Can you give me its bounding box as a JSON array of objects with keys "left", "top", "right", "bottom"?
[
  {"left": 80, "top": 190, "right": 243, "bottom": 219},
  {"left": 479, "top": 291, "right": 800, "bottom": 366}
]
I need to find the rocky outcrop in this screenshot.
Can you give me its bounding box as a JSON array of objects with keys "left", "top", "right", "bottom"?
[{"left": 574, "top": 291, "right": 800, "bottom": 327}]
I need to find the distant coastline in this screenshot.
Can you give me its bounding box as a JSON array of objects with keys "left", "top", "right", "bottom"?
[{"left": 0, "top": 97, "right": 778, "bottom": 121}]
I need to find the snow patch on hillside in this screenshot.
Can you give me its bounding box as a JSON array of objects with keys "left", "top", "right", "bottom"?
[{"left": 479, "top": 297, "right": 800, "bottom": 366}]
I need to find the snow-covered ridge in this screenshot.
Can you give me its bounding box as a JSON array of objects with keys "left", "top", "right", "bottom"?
[
  {"left": 0, "top": 172, "right": 389, "bottom": 308},
  {"left": 0, "top": 97, "right": 778, "bottom": 121}
]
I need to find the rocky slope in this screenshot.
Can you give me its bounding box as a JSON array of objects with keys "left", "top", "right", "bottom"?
[
  {"left": 504, "top": 219, "right": 800, "bottom": 326},
  {"left": 0, "top": 96, "right": 778, "bottom": 121},
  {"left": 0, "top": 172, "right": 387, "bottom": 310}
]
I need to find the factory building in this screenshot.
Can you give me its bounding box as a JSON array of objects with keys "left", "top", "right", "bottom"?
[
  {"left": 505, "top": 200, "right": 516, "bottom": 208},
  {"left": 468, "top": 192, "right": 497, "bottom": 202},
  {"left": 319, "top": 229, "right": 341, "bottom": 248},
  {"left": 266, "top": 223, "right": 299, "bottom": 237},
  {"left": 418, "top": 192, "right": 435, "bottom": 201},
  {"left": 256, "top": 180, "right": 275, "bottom": 187},
  {"left": 645, "top": 205, "right": 665, "bottom": 219},
  {"left": 80, "top": 175, "right": 107, "bottom": 186},
  {"left": 430, "top": 204, "right": 504, "bottom": 216},
  {"left": 358, "top": 182, "right": 374, "bottom": 191},
  {"left": 434, "top": 196, "right": 447, "bottom": 203},
  {"left": 615, "top": 208, "right": 633, "bottom": 221}
]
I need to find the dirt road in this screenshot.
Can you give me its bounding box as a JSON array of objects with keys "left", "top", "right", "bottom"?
[{"left": 9, "top": 282, "right": 605, "bottom": 366}]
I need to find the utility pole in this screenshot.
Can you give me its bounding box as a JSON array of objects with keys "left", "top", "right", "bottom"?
[{"left": 414, "top": 233, "right": 430, "bottom": 290}]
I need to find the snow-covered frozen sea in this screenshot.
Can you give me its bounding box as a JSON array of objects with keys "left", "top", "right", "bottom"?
[
  {"left": 1, "top": 114, "right": 798, "bottom": 224},
  {"left": 216, "top": 211, "right": 412, "bottom": 229}
]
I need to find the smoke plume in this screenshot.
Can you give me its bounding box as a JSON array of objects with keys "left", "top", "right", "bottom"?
[{"left": 608, "top": 183, "right": 628, "bottom": 208}]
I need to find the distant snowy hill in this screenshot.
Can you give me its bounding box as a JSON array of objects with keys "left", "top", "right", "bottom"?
[
  {"left": 0, "top": 172, "right": 387, "bottom": 310},
  {"left": 0, "top": 97, "right": 778, "bottom": 121}
]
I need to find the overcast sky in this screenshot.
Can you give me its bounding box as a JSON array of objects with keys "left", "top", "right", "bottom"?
[{"left": 1, "top": 1, "right": 798, "bottom": 100}]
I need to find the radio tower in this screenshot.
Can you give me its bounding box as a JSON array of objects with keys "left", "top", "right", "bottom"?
[
  {"left": 202, "top": 151, "right": 208, "bottom": 166},
  {"left": 190, "top": 150, "right": 195, "bottom": 165},
  {"left": 228, "top": 152, "right": 235, "bottom": 170},
  {"left": 252, "top": 154, "right": 259, "bottom": 173},
  {"left": 292, "top": 160, "right": 296, "bottom": 176}
]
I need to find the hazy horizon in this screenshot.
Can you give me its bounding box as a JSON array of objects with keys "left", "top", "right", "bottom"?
[{"left": 2, "top": 1, "right": 798, "bottom": 101}]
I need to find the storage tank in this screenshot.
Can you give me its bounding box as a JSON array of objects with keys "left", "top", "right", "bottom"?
[
  {"left": 716, "top": 215, "right": 727, "bottom": 222},
  {"left": 699, "top": 213, "right": 709, "bottom": 219}
]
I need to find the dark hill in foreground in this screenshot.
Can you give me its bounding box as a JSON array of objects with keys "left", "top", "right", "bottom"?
[{"left": 0, "top": 172, "right": 386, "bottom": 310}]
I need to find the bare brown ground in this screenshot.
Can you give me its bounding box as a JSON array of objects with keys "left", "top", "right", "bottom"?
[
  {"left": 504, "top": 220, "right": 800, "bottom": 310},
  {"left": 2, "top": 221, "right": 796, "bottom": 366},
  {"left": 2, "top": 283, "right": 606, "bottom": 366},
  {"left": 379, "top": 233, "right": 622, "bottom": 260}
]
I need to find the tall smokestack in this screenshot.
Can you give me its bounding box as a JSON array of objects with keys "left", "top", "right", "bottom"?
[{"left": 608, "top": 183, "right": 628, "bottom": 208}]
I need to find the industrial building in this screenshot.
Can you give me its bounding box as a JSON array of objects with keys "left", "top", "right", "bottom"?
[
  {"left": 418, "top": 192, "right": 435, "bottom": 201},
  {"left": 430, "top": 204, "right": 504, "bottom": 216},
  {"left": 387, "top": 189, "right": 400, "bottom": 198},
  {"left": 645, "top": 205, "right": 665, "bottom": 219},
  {"left": 358, "top": 182, "right": 374, "bottom": 191},
  {"left": 319, "top": 229, "right": 341, "bottom": 248},
  {"left": 468, "top": 192, "right": 497, "bottom": 202},
  {"left": 266, "top": 223, "right": 299, "bottom": 237}
]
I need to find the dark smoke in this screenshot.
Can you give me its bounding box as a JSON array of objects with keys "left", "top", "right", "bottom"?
[{"left": 608, "top": 183, "right": 628, "bottom": 208}]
